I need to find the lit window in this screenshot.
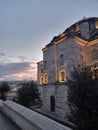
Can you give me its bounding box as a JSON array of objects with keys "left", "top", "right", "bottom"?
[
  {"left": 40, "top": 76, "right": 43, "bottom": 85},
  {"left": 44, "top": 74, "right": 48, "bottom": 84},
  {"left": 60, "top": 54, "right": 64, "bottom": 66},
  {"left": 59, "top": 70, "right": 66, "bottom": 82},
  {"left": 94, "top": 69, "right": 98, "bottom": 78},
  {"left": 76, "top": 24, "right": 80, "bottom": 32},
  {"left": 96, "top": 21, "right": 98, "bottom": 29}
]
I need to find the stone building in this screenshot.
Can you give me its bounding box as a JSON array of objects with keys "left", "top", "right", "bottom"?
[{"left": 37, "top": 17, "right": 98, "bottom": 119}]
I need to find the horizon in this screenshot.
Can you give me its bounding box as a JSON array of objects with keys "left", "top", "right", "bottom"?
[{"left": 0, "top": 0, "right": 98, "bottom": 81}]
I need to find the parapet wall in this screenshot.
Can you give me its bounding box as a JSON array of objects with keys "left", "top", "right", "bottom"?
[
  {"left": 0, "top": 100, "right": 3, "bottom": 110},
  {"left": 0, "top": 100, "right": 71, "bottom": 130}
]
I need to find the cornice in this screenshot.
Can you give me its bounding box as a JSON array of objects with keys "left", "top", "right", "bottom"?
[
  {"left": 42, "top": 47, "right": 48, "bottom": 52},
  {"left": 37, "top": 60, "right": 43, "bottom": 64},
  {"left": 53, "top": 36, "right": 66, "bottom": 45},
  {"left": 87, "top": 39, "right": 98, "bottom": 46}
]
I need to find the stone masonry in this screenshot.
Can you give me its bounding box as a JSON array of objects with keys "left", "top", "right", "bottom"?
[{"left": 37, "top": 17, "right": 98, "bottom": 119}]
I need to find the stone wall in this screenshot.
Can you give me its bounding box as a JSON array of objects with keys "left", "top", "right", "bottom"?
[
  {"left": 56, "top": 38, "right": 79, "bottom": 79},
  {"left": 87, "top": 43, "right": 98, "bottom": 64},
  {"left": 42, "top": 38, "right": 80, "bottom": 84},
  {"left": 37, "top": 61, "right": 44, "bottom": 85},
  {"left": 39, "top": 84, "right": 69, "bottom": 119},
  {"left": 1, "top": 100, "right": 71, "bottom": 130},
  {"left": 43, "top": 44, "right": 56, "bottom": 83},
  {"left": 37, "top": 18, "right": 98, "bottom": 84}
]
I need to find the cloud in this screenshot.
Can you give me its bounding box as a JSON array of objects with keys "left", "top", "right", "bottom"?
[
  {"left": 0, "top": 53, "right": 37, "bottom": 81},
  {"left": 0, "top": 53, "right": 5, "bottom": 56}
]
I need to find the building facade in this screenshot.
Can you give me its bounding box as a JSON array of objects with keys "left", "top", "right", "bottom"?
[{"left": 37, "top": 17, "right": 98, "bottom": 119}]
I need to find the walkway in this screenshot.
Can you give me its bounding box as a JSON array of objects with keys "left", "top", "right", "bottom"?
[
  {"left": 0, "top": 112, "right": 21, "bottom": 130},
  {"left": 30, "top": 107, "right": 74, "bottom": 129}
]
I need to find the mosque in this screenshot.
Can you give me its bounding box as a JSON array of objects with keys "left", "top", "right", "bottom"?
[{"left": 37, "top": 17, "right": 98, "bottom": 119}]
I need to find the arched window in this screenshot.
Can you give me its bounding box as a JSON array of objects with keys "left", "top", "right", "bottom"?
[
  {"left": 40, "top": 64, "right": 43, "bottom": 73},
  {"left": 91, "top": 49, "right": 98, "bottom": 61},
  {"left": 60, "top": 54, "right": 64, "bottom": 66},
  {"left": 40, "top": 76, "right": 43, "bottom": 85},
  {"left": 41, "top": 68, "right": 43, "bottom": 73},
  {"left": 50, "top": 95, "right": 55, "bottom": 112},
  {"left": 44, "top": 74, "right": 48, "bottom": 84}
]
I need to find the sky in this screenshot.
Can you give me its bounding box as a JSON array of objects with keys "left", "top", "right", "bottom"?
[{"left": 0, "top": 0, "right": 98, "bottom": 81}]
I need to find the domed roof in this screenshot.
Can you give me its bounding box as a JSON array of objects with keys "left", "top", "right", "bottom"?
[
  {"left": 43, "top": 17, "right": 98, "bottom": 49},
  {"left": 75, "top": 17, "right": 98, "bottom": 24}
]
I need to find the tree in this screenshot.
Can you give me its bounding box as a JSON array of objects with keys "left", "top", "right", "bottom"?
[
  {"left": 67, "top": 66, "right": 98, "bottom": 130},
  {"left": 18, "top": 81, "right": 39, "bottom": 107},
  {"left": 0, "top": 81, "right": 9, "bottom": 100}
]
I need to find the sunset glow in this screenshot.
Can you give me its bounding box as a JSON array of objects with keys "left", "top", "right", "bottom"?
[{"left": 0, "top": 0, "right": 98, "bottom": 81}]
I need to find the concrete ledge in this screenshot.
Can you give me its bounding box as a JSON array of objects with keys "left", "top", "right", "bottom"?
[
  {"left": 2, "top": 100, "right": 71, "bottom": 130},
  {"left": 0, "top": 100, "right": 3, "bottom": 110}
]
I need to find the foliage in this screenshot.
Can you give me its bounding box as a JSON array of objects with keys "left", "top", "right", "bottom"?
[
  {"left": 67, "top": 66, "right": 98, "bottom": 130},
  {"left": 0, "top": 81, "right": 9, "bottom": 100},
  {"left": 18, "top": 81, "right": 40, "bottom": 107}
]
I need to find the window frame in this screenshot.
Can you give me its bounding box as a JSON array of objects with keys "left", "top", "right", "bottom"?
[
  {"left": 40, "top": 76, "right": 44, "bottom": 85},
  {"left": 75, "top": 24, "right": 80, "bottom": 32},
  {"left": 60, "top": 54, "right": 64, "bottom": 66},
  {"left": 44, "top": 73, "right": 48, "bottom": 84},
  {"left": 95, "top": 20, "right": 98, "bottom": 29},
  {"left": 59, "top": 70, "right": 66, "bottom": 82}
]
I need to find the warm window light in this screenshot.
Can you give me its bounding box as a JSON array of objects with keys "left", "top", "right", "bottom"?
[
  {"left": 76, "top": 24, "right": 80, "bottom": 32},
  {"left": 94, "top": 69, "right": 98, "bottom": 78},
  {"left": 59, "top": 70, "right": 66, "bottom": 82},
  {"left": 44, "top": 74, "right": 48, "bottom": 84},
  {"left": 40, "top": 76, "right": 43, "bottom": 85},
  {"left": 91, "top": 67, "right": 98, "bottom": 79},
  {"left": 96, "top": 21, "right": 98, "bottom": 29}
]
